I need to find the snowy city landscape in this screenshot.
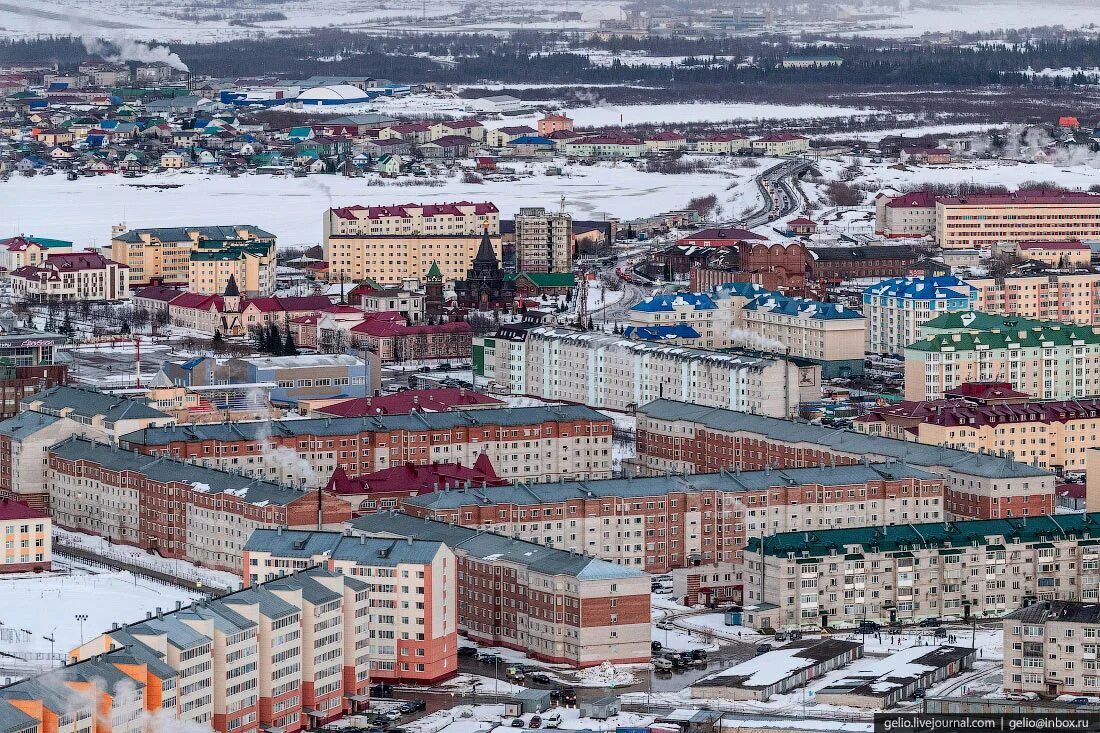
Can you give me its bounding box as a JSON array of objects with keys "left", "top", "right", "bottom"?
[{"left": 5, "top": 3, "right": 1100, "bottom": 733}]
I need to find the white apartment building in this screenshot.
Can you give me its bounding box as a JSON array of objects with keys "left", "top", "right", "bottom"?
[
  {"left": 742, "top": 513, "right": 1100, "bottom": 632},
  {"left": 523, "top": 326, "right": 817, "bottom": 418},
  {"left": 1003, "top": 601, "right": 1100, "bottom": 698},
  {"left": 874, "top": 190, "right": 937, "bottom": 238},
  {"left": 323, "top": 202, "right": 499, "bottom": 239},
  {"left": 862, "top": 275, "right": 978, "bottom": 354},
  {"left": 9, "top": 252, "right": 129, "bottom": 302}
]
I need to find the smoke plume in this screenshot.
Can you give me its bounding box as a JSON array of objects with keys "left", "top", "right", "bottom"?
[{"left": 81, "top": 35, "right": 189, "bottom": 72}]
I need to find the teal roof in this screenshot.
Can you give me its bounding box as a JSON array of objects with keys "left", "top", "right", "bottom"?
[{"left": 750, "top": 513, "right": 1100, "bottom": 558}]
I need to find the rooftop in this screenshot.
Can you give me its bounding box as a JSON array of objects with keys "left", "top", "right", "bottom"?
[
  {"left": 23, "top": 384, "right": 170, "bottom": 424},
  {"left": 245, "top": 528, "right": 446, "bottom": 567}
]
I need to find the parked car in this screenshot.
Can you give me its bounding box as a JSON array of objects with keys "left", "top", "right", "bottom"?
[
  {"left": 774, "top": 631, "right": 788, "bottom": 642},
  {"left": 383, "top": 710, "right": 403, "bottom": 722},
  {"left": 651, "top": 641, "right": 663, "bottom": 652},
  {"left": 478, "top": 652, "right": 502, "bottom": 664},
  {"left": 458, "top": 646, "right": 478, "bottom": 657},
  {"left": 511, "top": 719, "right": 525, "bottom": 727},
  {"left": 543, "top": 713, "right": 562, "bottom": 728},
  {"left": 529, "top": 716, "right": 542, "bottom": 729},
  {"left": 913, "top": 689, "right": 925, "bottom": 700},
  {"left": 689, "top": 649, "right": 708, "bottom": 661},
  {"left": 653, "top": 657, "right": 674, "bottom": 673},
  {"left": 400, "top": 700, "right": 425, "bottom": 714},
  {"left": 858, "top": 620, "right": 881, "bottom": 633},
  {"left": 790, "top": 630, "right": 804, "bottom": 641},
  {"left": 919, "top": 618, "right": 943, "bottom": 627},
  {"left": 530, "top": 673, "right": 551, "bottom": 684},
  {"left": 934, "top": 627, "right": 948, "bottom": 639},
  {"left": 369, "top": 683, "right": 394, "bottom": 699},
  {"left": 755, "top": 643, "right": 773, "bottom": 655}
]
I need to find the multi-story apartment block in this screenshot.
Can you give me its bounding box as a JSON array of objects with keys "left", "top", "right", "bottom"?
[
  {"left": 521, "top": 326, "right": 818, "bottom": 417},
  {"left": 188, "top": 241, "right": 277, "bottom": 297},
  {"left": 863, "top": 275, "right": 978, "bottom": 354},
  {"left": 874, "top": 190, "right": 937, "bottom": 238},
  {"left": 1003, "top": 601, "right": 1100, "bottom": 698},
  {"left": 740, "top": 292, "right": 866, "bottom": 378},
  {"left": 110, "top": 225, "right": 276, "bottom": 289},
  {"left": 1013, "top": 240, "right": 1092, "bottom": 268},
  {"left": 244, "top": 528, "right": 457, "bottom": 684},
  {"left": 854, "top": 389, "right": 1100, "bottom": 473},
  {"left": 967, "top": 273, "right": 1100, "bottom": 326},
  {"left": 514, "top": 207, "right": 572, "bottom": 273},
  {"left": 904, "top": 312, "right": 1100, "bottom": 401},
  {"left": 875, "top": 190, "right": 1100, "bottom": 249},
  {"left": 397, "top": 463, "right": 943, "bottom": 572},
  {"left": 0, "top": 385, "right": 174, "bottom": 509},
  {"left": 750, "top": 133, "right": 810, "bottom": 156},
  {"left": 0, "top": 235, "right": 72, "bottom": 272},
  {"left": 634, "top": 398, "right": 1056, "bottom": 520},
  {"left": 741, "top": 514, "right": 1100, "bottom": 631},
  {"left": 60, "top": 567, "right": 375, "bottom": 732},
  {"left": 0, "top": 498, "right": 50, "bottom": 572},
  {"left": 9, "top": 252, "right": 128, "bottom": 302},
  {"left": 322, "top": 202, "right": 500, "bottom": 284},
  {"left": 46, "top": 436, "right": 353, "bottom": 571},
  {"left": 351, "top": 512, "right": 651, "bottom": 667},
  {"left": 118, "top": 405, "right": 614, "bottom": 485}
]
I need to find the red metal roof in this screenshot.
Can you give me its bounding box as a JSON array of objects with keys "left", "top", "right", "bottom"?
[
  {"left": 1018, "top": 240, "right": 1090, "bottom": 250},
  {"left": 351, "top": 319, "right": 472, "bottom": 337},
  {"left": 317, "top": 388, "right": 502, "bottom": 417},
  {"left": 677, "top": 227, "right": 769, "bottom": 245},
  {"left": 0, "top": 497, "right": 48, "bottom": 521},
  {"left": 884, "top": 191, "right": 937, "bottom": 209},
  {"left": 326, "top": 454, "right": 505, "bottom": 497}
]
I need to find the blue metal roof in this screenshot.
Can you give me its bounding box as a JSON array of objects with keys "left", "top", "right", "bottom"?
[
  {"left": 630, "top": 292, "right": 717, "bottom": 313},
  {"left": 862, "top": 275, "right": 976, "bottom": 301},
  {"left": 623, "top": 324, "right": 701, "bottom": 340},
  {"left": 743, "top": 293, "right": 863, "bottom": 320},
  {"left": 509, "top": 135, "right": 554, "bottom": 145}
]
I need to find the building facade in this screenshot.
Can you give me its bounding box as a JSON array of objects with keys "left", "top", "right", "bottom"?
[
  {"left": 633, "top": 399, "right": 1056, "bottom": 520},
  {"left": 0, "top": 498, "right": 50, "bottom": 573},
  {"left": 937, "top": 191, "right": 1100, "bottom": 250},
  {"left": 742, "top": 514, "right": 1100, "bottom": 631},
  {"left": 322, "top": 202, "right": 500, "bottom": 284},
  {"left": 9, "top": 252, "right": 128, "bottom": 302},
  {"left": 244, "top": 528, "right": 457, "bottom": 684},
  {"left": 514, "top": 207, "right": 572, "bottom": 273},
  {"left": 396, "top": 464, "right": 944, "bottom": 573},
  {"left": 351, "top": 512, "right": 651, "bottom": 667},
  {"left": 967, "top": 273, "right": 1100, "bottom": 326},
  {"left": 1003, "top": 601, "right": 1100, "bottom": 698},
  {"left": 862, "top": 276, "right": 978, "bottom": 354},
  {"left": 118, "top": 405, "right": 614, "bottom": 486},
  {"left": 110, "top": 225, "right": 276, "bottom": 289}
]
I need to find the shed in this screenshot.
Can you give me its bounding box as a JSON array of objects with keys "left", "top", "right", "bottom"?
[
  {"left": 503, "top": 689, "right": 551, "bottom": 716},
  {"left": 578, "top": 695, "right": 620, "bottom": 720}
]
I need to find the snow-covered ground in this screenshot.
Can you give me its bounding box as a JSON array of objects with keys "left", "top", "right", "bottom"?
[
  {"left": 848, "top": 0, "right": 1100, "bottom": 37},
  {"left": 0, "top": 564, "right": 202, "bottom": 668},
  {"left": 0, "top": 161, "right": 758, "bottom": 248},
  {"left": 477, "top": 102, "right": 878, "bottom": 129},
  {"left": 412, "top": 704, "right": 654, "bottom": 733}
]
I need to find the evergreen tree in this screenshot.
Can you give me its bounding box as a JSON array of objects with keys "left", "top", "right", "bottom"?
[
  {"left": 283, "top": 329, "right": 299, "bottom": 356},
  {"left": 265, "top": 323, "right": 283, "bottom": 355},
  {"left": 212, "top": 329, "right": 224, "bottom": 349}
]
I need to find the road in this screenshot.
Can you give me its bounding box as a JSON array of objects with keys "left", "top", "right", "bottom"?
[{"left": 740, "top": 157, "right": 814, "bottom": 229}]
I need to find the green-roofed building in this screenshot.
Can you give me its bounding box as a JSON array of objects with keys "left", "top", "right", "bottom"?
[
  {"left": 512, "top": 271, "right": 577, "bottom": 297},
  {"left": 743, "top": 512, "right": 1100, "bottom": 631},
  {"left": 903, "top": 310, "right": 1100, "bottom": 401}
]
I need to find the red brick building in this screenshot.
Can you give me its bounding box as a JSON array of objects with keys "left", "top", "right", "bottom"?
[{"left": 349, "top": 317, "right": 472, "bottom": 364}]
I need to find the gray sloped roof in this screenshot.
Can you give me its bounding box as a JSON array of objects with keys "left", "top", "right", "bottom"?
[
  {"left": 50, "top": 436, "right": 311, "bottom": 507},
  {"left": 0, "top": 699, "right": 37, "bottom": 733},
  {"left": 402, "top": 462, "right": 938, "bottom": 511},
  {"left": 351, "top": 512, "right": 645, "bottom": 580},
  {"left": 637, "top": 399, "right": 1051, "bottom": 480},
  {"left": 0, "top": 410, "right": 61, "bottom": 438},
  {"left": 24, "top": 384, "right": 169, "bottom": 422},
  {"left": 119, "top": 404, "right": 607, "bottom": 445},
  {"left": 245, "top": 528, "right": 446, "bottom": 567},
  {"left": 221, "top": 584, "right": 302, "bottom": 620}
]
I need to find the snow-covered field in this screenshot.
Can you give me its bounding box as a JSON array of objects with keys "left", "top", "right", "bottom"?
[
  {"left": 0, "top": 565, "right": 202, "bottom": 666},
  {"left": 850, "top": 0, "right": 1100, "bottom": 37},
  {"left": 0, "top": 162, "right": 758, "bottom": 248}
]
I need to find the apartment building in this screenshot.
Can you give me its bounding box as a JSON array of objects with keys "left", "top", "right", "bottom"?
[
  {"left": 0, "top": 385, "right": 174, "bottom": 509},
  {"left": 322, "top": 202, "right": 500, "bottom": 284},
  {"left": 937, "top": 191, "right": 1100, "bottom": 250},
  {"left": 874, "top": 190, "right": 1100, "bottom": 249},
  {"left": 522, "top": 326, "right": 817, "bottom": 417},
  {"left": 874, "top": 190, "right": 937, "bottom": 238},
  {"left": 0, "top": 323, "right": 69, "bottom": 420},
  {"left": 750, "top": 133, "right": 810, "bottom": 156},
  {"left": 633, "top": 399, "right": 1056, "bottom": 520},
  {"left": 46, "top": 436, "right": 353, "bottom": 571},
  {"left": 741, "top": 292, "right": 866, "bottom": 378},
  {"left": 9, "top": 252, "right": 128, "bottom": 302},
  {"left": 351, "top": 512, "right": 651, "bottom": 667},
  {"left": 741, "top": 513, "right": 1100, "bottom": 631},
  {"left": 110, "top": 225, "right": 276, "bottom": 289},
  {"left": 244, "top": 528, "right": 457, "bottom": 684},
  {"left": 60, "top": 567, "right": 376, "bottom": 732},
  {"left": 862, "top": 276, "right": 978, "bottom": 354},
  {"left": 1003, "top": 601, "right": 1100, "bottom": 698},
  {"left": 0, "top": 498, "right": 50, "bottom": 572},
  {"left": 0, "top": 235, "right": 72, "bottom": 272},
  {"left": 397, "top": 463, "right": 943, "bottom": 572},
  {"left": 1013, "top": 240, "right": 1092, "bottom": 268},
  {"left": 117, "top": 405, "right": 614, "bottom": 485},
  {"left": 968, "top": 273, "right": 1100, "bottom": 326},
  {"left": 188, "top": 242, "right": 277, "bottom": 297},
  {"left": 514, "top": 207, "right": 572, "bottom": 273},
  {"left": 854, "top": 392, "right": 1100, "bottom": 473},
  {"left": 904, "top": 312, "right": 1100, "bottom": 401}
]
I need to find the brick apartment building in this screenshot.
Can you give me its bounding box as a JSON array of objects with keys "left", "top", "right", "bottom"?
[
  {"left": 633, "top": 399, "right": 1055, "bottom": 520},
  {"left": 117, "top": 406, "right": 614, "bottom": 486},
  {"left": 244, "top": 528, "right": 457, "bottom": 684},
  {"left": 743, "top": 514, "right": 1100, "bottom": 631},
  {"left": 968, "top": 273, "right": 1100, "bottom": 326},
  {"left": 46, "top": 437, "right": 353, "bottom": 571},
  {"left": 53, "top": 567, "right": 376, "bottom": 733},
  {"left": 395, "top": 463, "right": 944, "bottom": 572},
  {"left": 351, "top": 512, "right": 651, "bottom": 667}
]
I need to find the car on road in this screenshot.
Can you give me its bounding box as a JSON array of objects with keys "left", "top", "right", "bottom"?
[
  {"left": 529, "top": 716, "right": 542, "bottom": 729},
  {"left": 383, "top": 710, "right": 403, "bottom": 722},
  {"left": 655, "top": 621, "right": 672, "bottom": 630},
  {"left": 689, "top": 649, "right": 708, "bottom": 661},
  {"left": 919, "top": 618, "right": 943, "bottom": 627},
  {"left": 755, "top": 643, "right": 773, "bottom": 655},
  {"left": 511, "top": 719, "right": 525, "bottom": 727},
  {"left": 858, "top": 621, "right": 881, "bottom": 633},
  {"left": 457, "top": 646, "right": 477, "bottom": 657},
  {"left": 399, "top": 700, "right": 425, "bottom": 715},
  {"left": 561, "top": 688, "right": 577, "bottom": 707},
  {"left": 530, "top": 673, "right": 551, "bottom": 684},
  {"left": 477, "top": 652, "right": 502, "bottom": 664},
  {"left": 651, "top": 641, "right": 662, "bottom": 652},
  {"left": 652, "top": 657, "right": 674, "bottom": 673}
]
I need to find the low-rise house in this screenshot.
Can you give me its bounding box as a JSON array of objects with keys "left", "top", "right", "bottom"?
[
  {"left": 751, "top": 133, "right": 810, "bottom": 156},
  {"left": 697, "top": 132, "right": 749, "bottom": 154},
  {"left": 419, "top": 135, "right": 476, "bottom": 159},
  {"left": 691, "top": 640, "right": 863, "bottom": 701},
  {"left": 564, "top": 134, "right": 646, "bottom": 159},
  {"left": 644, "top": 131, "right": 688, "bottom": 152}
]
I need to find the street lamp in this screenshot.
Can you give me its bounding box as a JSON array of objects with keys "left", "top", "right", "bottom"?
[
  {"left": 75, "top": 614, "right": 88, "bottom": 645},
  {"left": 43, "top": 628, "right": 56, "bottom": 667}
]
